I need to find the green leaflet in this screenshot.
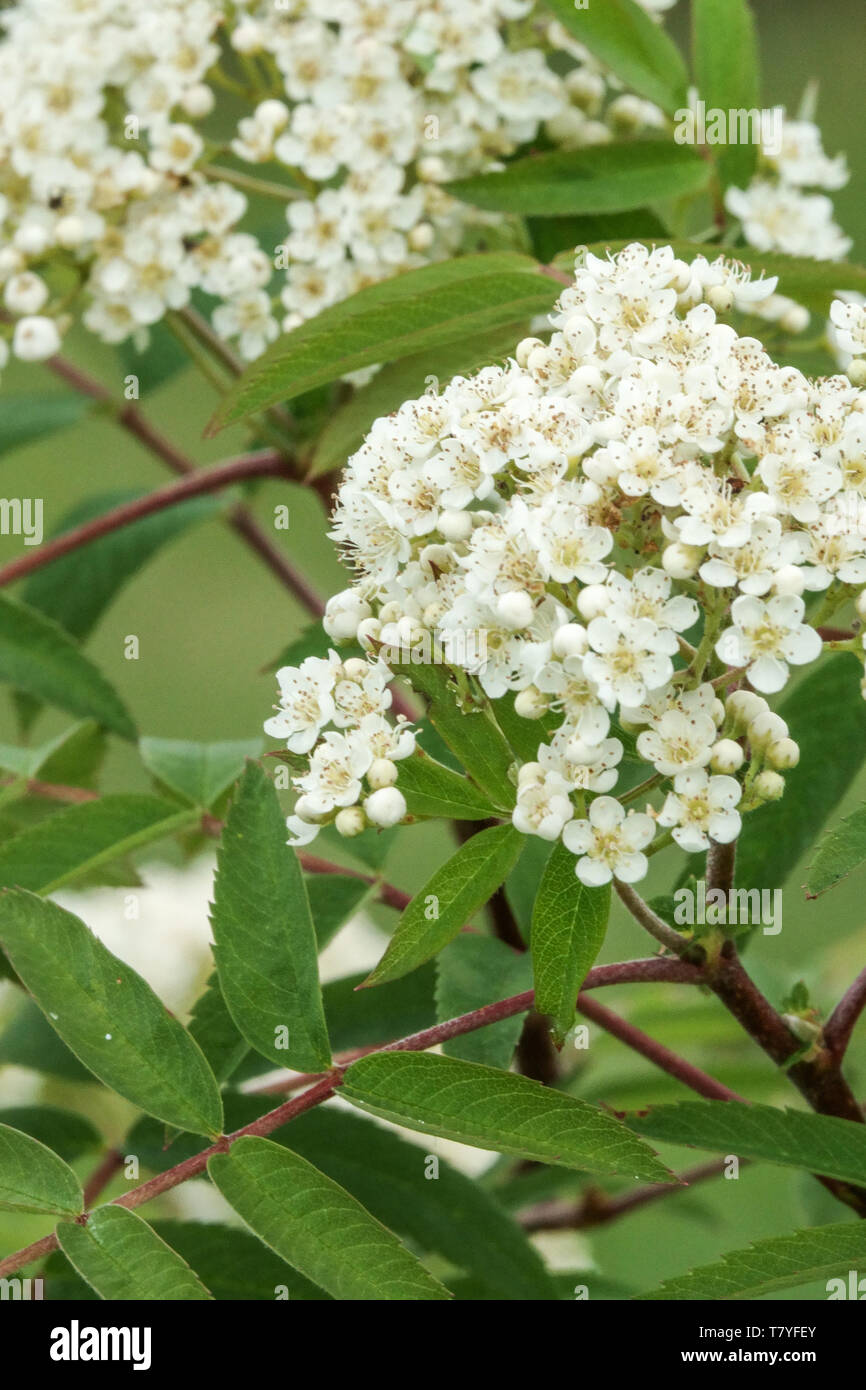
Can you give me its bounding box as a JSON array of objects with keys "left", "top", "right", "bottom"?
[
  {"left": 630, "top": 1100, "right": 866, "bottom": 1189},
  {"left": 23, "top": 491, "right": 220, "bottom": 642},
  {"left": 692, "top": 0, "right": 761, "bottom": 189},
  {"left": 0, "top": 1121, "right": 83, "bottom": 1215},
  {"left": 57, "top": 1206, "right": 213, "bottom": 1301},
  {"left": 276, "top": 1107, "right": 556, "bottom": 1300},
  {"left": 342, "top": 1051, "right": 673, "bottom": 1182},
  {"left": 209, "top": 254, "right": 559, "bottom": 430},
  {"left": 435, "top": 934, "right": 532, "bottom": 1070},
  {"left": 396, "top": 750, "right": 499, "bottom": 821},
  {"left": 0, "top": 890, "right": 223, "bottom": 1137},
  {"left": 636, "top": 1220, "right": 866, "bottom": 1300},
  {"left": 139, "top": 737, "right": 262, "bottom": 809},
  {"left": 364, "top": 824, "right": 524, "bottom": 986},
  {"left": 0, "top": 596, "right": 136, "bottom": 740},
  {"left": 532, "top": 844, "right": 611, "bottom": 1043},
  {"left": 0, "top": 795, "right": 197, "bottom": 894},
  {"left": 545, "top": 0, "right": 689, "bottom": 114},
  {"left": 805, "top": 803, "right": 866, "bottom": 897},
  {"left": 209, "top": 762, "right": 331, "bottom": 1071},
  {"left": 208, "top": 1136, "right": 452, "bottom": 1301},
  {"left": 447, "top": 143, "right": 710, "bottom": 217}
]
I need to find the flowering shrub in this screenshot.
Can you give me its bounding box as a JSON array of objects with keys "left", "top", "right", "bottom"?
[{"left": 3, "top": 0, "right": 866, "bottom": 1321}]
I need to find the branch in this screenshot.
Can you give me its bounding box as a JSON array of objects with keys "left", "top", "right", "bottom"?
[
  {"left": 0, "top": 451, "right": 290, "bottom": 588},
  {"left": 517, "top": 1158, "right": 728, "bottom": 1232},
  {"left": 244, "top": 957, "right": 704, "bottom": 1096},
  {"left": 825, "top": 965, "right": 866, "bottom": 1062},
  {"left": 576, "top": 992, "right": 744, "bottom": 1102}
]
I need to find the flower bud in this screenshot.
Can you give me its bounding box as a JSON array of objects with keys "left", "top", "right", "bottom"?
[
  {"left": 342, "top": 658, "right": 369, "bottom": 682},
  {"left": 364, "top": 786, "right": 407, "bottom": 827},
  {"left": 182, "top": 84, "right": 215, "bottom": 118},
  {"left": 324, "top": 589, "right": 372, "bottom": 642},
  {"left": 848, "top": 359, "right": 866, "bottom": 387},
  {"left": 408, "top": 222, "right": 434, "bottom": 252},
  {"left": 662, "top": 542, "right": 702, "bottom": 580},
  {"left": 514, "top": 686, "right": 549, "bottom": 719},
  {"left": 772, "top": 564, "right": 806, "bottom": 596},
  {"left": 710, "top": 739, "right": 745, "bottom": 773},
  {"left": 335, "top": 807, "right": 367, "bottom": 838},
  {"left": 725, "top": 690, "right": 768, "bottom": 729},
  {"left": 856, "top": 589, "right": 866, "bottom": 621},
  {"left": 12, "top": 315, "right": 61, "bottom": 361},
  {"left": 706, "top": 285, "right": 734, "bottom": 314},
  {"left": 4, "top": 272, "right": 48, "bottom": 314},
  {"left": 496, "top": 590, "right": 534, "bottom": 630},
  {"left": 749, "top": 711, "right": 788, "bottom": 747},
  {"left": 515, "top": 337, "right": 544, "bottom": 367},
  {"left": 552, "top": 622, "right": 589, "bottom": 659},
  {"left": 576, "top": 584, "right": 610, "bottom": 620},
  {"left": 766, "top": 737, "right": 800, "bottom": 770},
  {"left": 754, "top": 770, "right": 785, "bottom": 801},
  {"left": 780, "top": 303, "right": 810, "bottom": 334},
  {"left": 438, "top": 509, "right": 473, "bottom": 543},
  {"left": 367, "top": 758, "right": 398, "bottom": 790}
]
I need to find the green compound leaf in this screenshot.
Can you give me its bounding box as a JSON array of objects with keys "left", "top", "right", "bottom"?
[
  {"left": 342, "top": 1051, "right": 673, "bottom": 1182},
  {"left": 208, "top": 1136, "right": 451, "bottom": 1301},
  {"left": 57, "top": 1206, "right": 213, "bottom": 1300},
  {"left": 0, "top": 890, "right": 223, "bottom": 1137},
  {"left": 0, "top": 1121, "right": 83, "bottom": 1216}
]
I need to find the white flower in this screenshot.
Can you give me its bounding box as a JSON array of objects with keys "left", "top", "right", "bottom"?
[
  {"left": 583, "top": 614, "right": 675, "bottom": 709},
  {"left": 265, "top": 653, "right": 341, "bottom": 754},
  {"left": 562, "top": 796, "right": 655, "bottom": 886},
  {"left": 512, "top": 765, "right": 574, "bottom": 840},
  {"left": 657, "top": 769, "right": 742, "bottom": 852},
  {"left": 715, "top": 594, "right": 822, "bottom": 692}
]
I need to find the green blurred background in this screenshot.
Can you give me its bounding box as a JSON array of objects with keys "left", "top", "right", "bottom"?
[{"left": 0, "top": 0, "right": 865, "bottom": 1296}]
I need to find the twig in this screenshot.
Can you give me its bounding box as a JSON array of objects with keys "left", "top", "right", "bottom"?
[
  {"left": 517, "top": 1158, "right": 728, "bottom": 1232},
  {"left": 576, "top": 992, "right": 744, "bottom": 1102},
  {"left": 0, "top": 451, "right": 290, "bottom": 588},
  {"left": 706, "top": 837, "right": 737, "bottom": 896},
  {"left": 824, "top": 965, "right": 866, "bottom": 1062}
]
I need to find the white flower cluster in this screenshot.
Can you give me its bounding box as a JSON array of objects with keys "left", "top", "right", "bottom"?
[
  {"left": 267, "top": 243, "right": 866, "bottom": 885},
  {"left": 0, "top": 0, "right": 673, "bottom": 374},
  {"left": 0, "top": 0, "right": 852, "bottom": 382},
  {"left": 726, "top": 115, "right": 851, "bottom": 263}
]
